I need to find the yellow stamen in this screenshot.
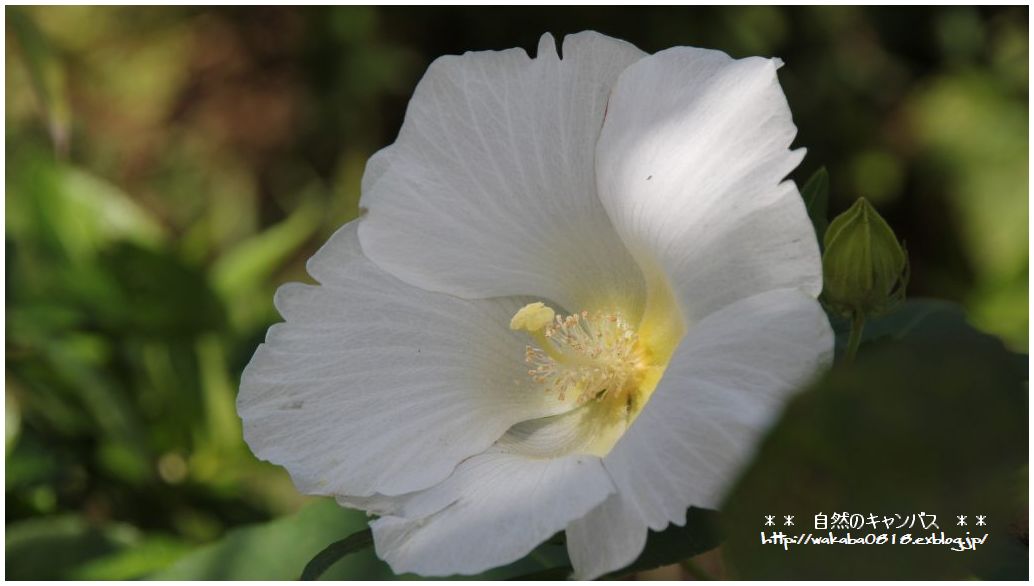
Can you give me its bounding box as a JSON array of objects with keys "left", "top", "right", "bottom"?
[
  {"left": 506, "top": 274, "right": 683, "bottom": 457},
  {"left": 510, "top": 302, "right": 566, "bottom": 362},
  {"left": 509, "top": 302, "right": 555, "bottom": 332},
  {"left": 510, "top": 302, "right": 647, "bottom": 406}
]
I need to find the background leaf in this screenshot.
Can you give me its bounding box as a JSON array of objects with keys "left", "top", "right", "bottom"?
[
  {"left": 5, "top": 515, "right": 177, "bottom": 580},
  {"left": 801, "top": 166, "right": 830, "bottom": 243},
  {"left": 150, "top": 499, "right": 386, "bottom": 580},
  {"left": 720, "top": 307, "right": 1027, "bottom": 579},
  {"left": 7, "top": 7, "right": 71, "bottom": 154}
]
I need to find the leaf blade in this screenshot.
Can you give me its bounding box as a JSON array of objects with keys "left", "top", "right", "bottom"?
[{"left": 801, "top": 167, "right": 830, "bottom": 243}]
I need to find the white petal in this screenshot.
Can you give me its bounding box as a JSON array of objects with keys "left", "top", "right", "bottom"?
[
  {"left": 337, "top": 485, "right": 456, "bottom": 521},
  {"left": 359, "top": 146, "right": 393, "bottom": 195},
  {"left": 596, "top": 47, "right": 821, "bottom": 323},
  {"left": 371, "top": 449, "right": 614, "bottom": 576},
  {"left": 566, "top": 493, "right": 649, "bottom": 580},
  {"left": 603, "top": 289, "right": 833, "bottom": 530},
  {"left": 358, "top": 32, "right": 648, "bottom": 316},
  {"left": 238, "top": 222, "right": 571, "bottom": 498},
  {"left": 493, "top": 402, "right": 612, "bottom": 459}
]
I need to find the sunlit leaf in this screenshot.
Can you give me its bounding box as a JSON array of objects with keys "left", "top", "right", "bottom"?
[
  {"left": 7, "top": 148, "right": 165, "bottom": 262},
  {"left": 211, "top": 193, "right": 324, "bottom": 299},
  {"left": 908, "top": 71, "right": 1028, "bottom": 349},
  {"left": 72, "top": 536, "right": 193, "bottom": 580},
  {"left": 149, "top": 499, "right": 384, "bottom": 580},
  {"left": 195, "top": 334, "right": 242, "bottom": 455}
]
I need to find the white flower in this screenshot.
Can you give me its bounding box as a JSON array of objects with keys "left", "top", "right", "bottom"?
[{"left": 238, "top": 31, "right": 833, "bottom": 579}]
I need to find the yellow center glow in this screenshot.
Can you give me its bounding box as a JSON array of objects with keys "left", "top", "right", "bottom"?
[
  {"left": 509, "top": 275, "right": 684, "bottom": 457},
  {"left": 512, "top": 305, "right": 647, "bottom": 405}
]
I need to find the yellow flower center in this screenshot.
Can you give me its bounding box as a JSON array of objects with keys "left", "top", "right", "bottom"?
[
  {"left": 510, "top": 303, "right": 648, "bottom": 407},
  {"left": 507, "top": 278, "right": 683, "bottom": 457}
]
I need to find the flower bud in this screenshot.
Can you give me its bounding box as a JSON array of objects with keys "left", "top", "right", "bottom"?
[{"left": 821, "top": 197, "right": 908, "bottom": 317}]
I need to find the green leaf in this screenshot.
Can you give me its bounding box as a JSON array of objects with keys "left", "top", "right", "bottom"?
[
  {"left": 6, "top": 388, "right": 21, "bottom": 454},
  {"left": 300, "top": 528, "right": 373, "bottom": 580},
  {"left": 721, "top": 307, "right": 1027, "bottom": 579},
  {"left": 801, "top": 167, "right": 830, "bottom": 243},
  {"left": 7, "top": 8, "right": 71, "bottom": 154},
  {"left": 195, "top": 334, "right": 242, "bottom": 454},
  {"left": 209, "top": 191, "right": 325, "bottom": 330},
  {"left": 95, "top": 243, "right": 227, "bottom": 337},
  {"left": 6, "top": 515, "right": 137, "bottom": 580},
  {"left": 828, "top": 298, "right": 999, "bottom": 361},
  {"left": 33, "top": 337, "right": 151, "bottom": 471},
  {"left": 72, "top": 536, "right": 193, "bottom": 580},
  {"left": 7, "top": 147, "right": 165, "bottom": 262},
  {"left": 211, "top": 194, "right": 324, "bottom": 299},
  {"left": 154, "top": 499, "right": 569, "bottom": 580},
  {"left": 150, "top": 499, "right": 386, "bottom": 580},
  {"left": 7, "top": 514, "right": 189, "bottom": 580}
]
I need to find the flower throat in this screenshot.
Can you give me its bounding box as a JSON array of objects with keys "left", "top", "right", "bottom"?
[{"left": 510, "top": 302, "right": 649, "bottom": 416}]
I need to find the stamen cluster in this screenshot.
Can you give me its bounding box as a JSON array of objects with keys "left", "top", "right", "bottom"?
[{"left": 525, "top": 311, "right": 645, "bottom": 404}]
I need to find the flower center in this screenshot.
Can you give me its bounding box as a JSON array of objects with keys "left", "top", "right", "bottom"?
[
  {"left": 510, "top": 302, "right": 649, "bottom": 411},
  {"left": 503, "top": 278, "right": 683, "bottom": 458}
]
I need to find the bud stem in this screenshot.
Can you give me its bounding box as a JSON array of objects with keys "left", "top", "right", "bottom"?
[{"left": 845, "top": 311, "right": 866, "bottom": 364}]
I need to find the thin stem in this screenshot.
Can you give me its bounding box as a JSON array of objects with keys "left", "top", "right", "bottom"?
[{"left": 845, "top": 311, "right": 866, "bottom": 364}]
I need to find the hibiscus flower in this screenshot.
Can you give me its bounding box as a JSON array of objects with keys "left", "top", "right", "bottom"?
[{"left": 238, "top": 30, "right": 833, "bottom": 579}]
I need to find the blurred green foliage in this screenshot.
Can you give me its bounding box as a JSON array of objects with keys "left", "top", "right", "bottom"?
[
  {"left": 5, "top": 6, "right": 1028, "bottom": 579},
  {"left": 723, "top": 299, "right": 1027, "bottom": 579}
]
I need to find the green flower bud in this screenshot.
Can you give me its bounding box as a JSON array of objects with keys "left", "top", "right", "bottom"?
[{"left": 821, "top": 197, "right": 909, "bottom": 317}]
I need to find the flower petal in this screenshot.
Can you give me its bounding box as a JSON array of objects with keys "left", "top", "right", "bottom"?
[
  {"left": 358, "top": 31, "right": 647, "bottom": 315},
  {"left": 493, "top": 401, "right": 614, "bottom": 459},
  {"left": 238, "top": 222, "right": 571, "bottom": 498},
  {"left": 603, "top": 289, "right": 833, "bottom": 530},
  {"left": 566, "top": 493, "right": 649, "bottom": 580},
  {"left": 371, "top": 449, "right": 614, "bottom": 576},
  {"left": 596, "top": 47, "right": 821, "bottom": 323}
]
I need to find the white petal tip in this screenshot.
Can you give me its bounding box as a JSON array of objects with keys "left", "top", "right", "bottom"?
[{"left": 537, "top": 32, "right": 558, "bottom": 59}]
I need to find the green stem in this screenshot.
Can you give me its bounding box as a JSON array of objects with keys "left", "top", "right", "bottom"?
[{"left": 845, "top": 311, "right": 866, "bottom": 364}]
